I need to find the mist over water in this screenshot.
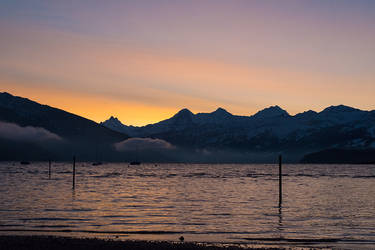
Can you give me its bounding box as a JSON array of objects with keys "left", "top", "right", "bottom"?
[{"left": 0, "top": 163, "right": 375, "bottom": 248}]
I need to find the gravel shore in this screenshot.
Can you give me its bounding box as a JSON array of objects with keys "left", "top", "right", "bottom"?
[{"left": 0, "top": 236, "right": 283, "bottom": 250}]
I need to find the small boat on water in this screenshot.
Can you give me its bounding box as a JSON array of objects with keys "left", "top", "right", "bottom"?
[
  {"left": 129, "top": 146, "right": 141, "bottom": 165},
  {"left": 92, "top": 146, "right": 102, "bottom": 166},
  {"left": 129, "top": 161, "right": 141, "bottom": 165},
  {"left": 20, "top": 161, "right": 30, "bottom": 165}
]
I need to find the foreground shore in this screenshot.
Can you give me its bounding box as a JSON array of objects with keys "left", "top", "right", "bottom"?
[{"left": 0, "top": 236, "right": 285, "bottom": 250}]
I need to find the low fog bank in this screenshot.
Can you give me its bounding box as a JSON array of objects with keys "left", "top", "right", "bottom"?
[
  {"left": 115, "top": 138, "right": 174, "bottom": 151},
  {"left": 0, "top": 121, "right": 62, "bottom": 142},
  {"left": 0, "top": 143, "right": 302, "bottom": 164},
  {"left": 0, "top": 122, "right": 302, "bottom": 163}
]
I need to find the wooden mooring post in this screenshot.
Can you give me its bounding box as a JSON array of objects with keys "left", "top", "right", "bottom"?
[
  {"left": 279, "top": 154, "right": 282, "bottom": 206},
  {"left": 72, "top": 156, "right": 76, "bottom": 189},
  {"left": 48, "top": 160, "right": 51, "bottom": 179}
]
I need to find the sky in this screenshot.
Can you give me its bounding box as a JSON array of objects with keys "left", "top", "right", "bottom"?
[{"left": 1, "top": 0, "right": 374, "bottom": 126}]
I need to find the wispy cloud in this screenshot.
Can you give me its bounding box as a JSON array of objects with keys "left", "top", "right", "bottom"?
[
  {"left": 0, "top": 121, "right": 62, "bottom": 142},
  {"left": 1, "top": 1, "right": 375, "bottom": 125}
]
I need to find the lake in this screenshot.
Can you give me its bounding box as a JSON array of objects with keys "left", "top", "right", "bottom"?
[{"left": 0, "top": 162, "right": 374, "bottom": 249}]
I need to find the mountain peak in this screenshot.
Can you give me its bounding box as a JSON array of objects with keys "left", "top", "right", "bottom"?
[
  {"left": 168, "top": 108, "right": 194, "bottom": 125},
  {"left": 101, "top": 116, "right": 124, "bottom": 126},
  {"left": 294, "top": 110, "right": 318, "bottom": 119},
  {"left": 253, "top": 105, "right": 289, "bottom": 118},
  {"left": 175, "top": 108, "right": 193, "bottom": 116},
  {"left": 322, "top": 105, "right": 359, "bottom": 113},
  {"left": 0, "top": 92, "right": 12, "bottom": 97},
  {"left": 212, "top": 107, "right": 232, "bottom": 116}
]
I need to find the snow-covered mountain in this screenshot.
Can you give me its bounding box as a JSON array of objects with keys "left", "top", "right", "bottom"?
[
  {"left": 101, "top": 105, "right": 375, "bottom": 161},
  {"left": 3, "top": 91, "right": 373, "bottom": 163}
]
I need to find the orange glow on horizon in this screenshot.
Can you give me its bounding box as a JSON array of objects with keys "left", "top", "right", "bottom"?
[
  {"left": 1, "top": 19, "right": 375, "bottom": 123},
  {"left": 1, "top": 83, "right": 182, "bottom": 126}
]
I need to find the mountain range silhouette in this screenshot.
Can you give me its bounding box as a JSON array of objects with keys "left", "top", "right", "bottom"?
[{"left": 1, "top": 92, "right": 375, "bottom": 163}]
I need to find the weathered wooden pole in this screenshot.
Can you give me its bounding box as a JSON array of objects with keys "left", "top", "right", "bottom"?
[
  {"left": 72, "top": 156, "right": 76, "bottom": 189},
  {"left": 279, "top": 154, "right": 282, "bottom": 206},
  {"left": 48, "top": 160, "right": 51, "bottom": 179}
]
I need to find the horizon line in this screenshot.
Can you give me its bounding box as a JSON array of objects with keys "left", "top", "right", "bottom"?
[{"left": 1, "top": 91, "right": 373, "bottom": 127}]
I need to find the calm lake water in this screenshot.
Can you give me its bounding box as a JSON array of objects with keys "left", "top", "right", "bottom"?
[{"left": 0, "top": 162, "right": 375, "bottom": 249}]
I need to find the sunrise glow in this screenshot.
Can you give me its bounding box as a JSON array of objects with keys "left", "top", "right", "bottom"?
[{"left": 1, "top": 1, "right": 375, "bottom": 125}]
